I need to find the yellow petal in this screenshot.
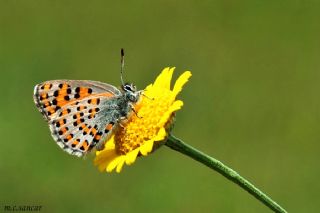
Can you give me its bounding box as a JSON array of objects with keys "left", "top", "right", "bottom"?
[
  {"left": 159, "top": 100, "right": 184, "bottom": 126},
  {"left": 125, "top": 148, "right": 140, "bottom": 165},
  {"left": 140, "top": 140, "right": 154, "bottom": 156},
  {"left": 116, "top": 157, "right": 126, "bottom": 173},
  {"left": 170, "top": 100, "right": 184, "bottom": 111},
  {"left": 106, "top": 156, "right": 124, "bottom": 172},
  {"left": 163, "top": 67, "right": 175, "bottom": 89},
  {"left": 172, "top": 71, "right": 192, "bottom": 96},
  {"left": 154, "top": 127, "right": 167, "bottom": 141},
  {"left": 153, "top": 67, "right": 169, "bottom": 87},
  {"left": 143, "top": 84, "right": 153, "bottom": 94},
  {"left": 153, "top": 67, "right": 174, "bottom": 89},
  {"left": 94, "top": 149, "right": 118, "bottom": 171},
  {"left": 104, "top": 135, "right": 116, "bottom": 150}
]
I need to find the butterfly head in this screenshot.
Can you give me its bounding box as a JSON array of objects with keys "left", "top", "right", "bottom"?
[{"left": 122, "top": 82, "right": 141, "bottom": 103}]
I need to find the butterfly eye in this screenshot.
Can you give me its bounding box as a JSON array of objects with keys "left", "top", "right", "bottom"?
[
  {"left": 124, "top": 85, "right": 131, "bottom": 91},
  {"left": 123, "top": 83, "right": 136, "bottom": 92}
]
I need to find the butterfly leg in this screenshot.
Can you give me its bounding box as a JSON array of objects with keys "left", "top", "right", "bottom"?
[
  {"left": 141, "top": 91, "right": 154, "bottom": 100},
  {"left": 129, "top": 103, "right": 142, "bottom": 118}
]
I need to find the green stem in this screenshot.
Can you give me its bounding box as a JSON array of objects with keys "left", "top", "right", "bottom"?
[{"left": 165, "top": 134, "right": 287, "bottom": 213}]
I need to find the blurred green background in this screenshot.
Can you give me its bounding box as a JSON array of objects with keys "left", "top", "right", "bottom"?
[{"left": 1, "top": 1, "right": 319, "bottom": 212}]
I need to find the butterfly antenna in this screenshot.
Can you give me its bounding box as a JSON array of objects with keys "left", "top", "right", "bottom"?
[{"left": 120, "top": 48, "right": 125, "bottom": 86}]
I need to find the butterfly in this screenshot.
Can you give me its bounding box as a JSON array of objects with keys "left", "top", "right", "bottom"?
[{"left": 33, "top": 49, "right": 142, "bottom": 157}]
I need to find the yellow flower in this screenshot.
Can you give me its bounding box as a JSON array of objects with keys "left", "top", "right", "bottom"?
[{"left": 94, "top": 67, "right": 192, "bottom": 173}]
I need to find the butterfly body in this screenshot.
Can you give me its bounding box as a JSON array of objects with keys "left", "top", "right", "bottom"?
[{"left": 33, "top": 80, "right": 141, "bottom": 157}]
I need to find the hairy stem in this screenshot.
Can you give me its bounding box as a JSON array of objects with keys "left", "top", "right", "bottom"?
[{"left": 165, "top": 134, "right": 287, "bottom": 213}]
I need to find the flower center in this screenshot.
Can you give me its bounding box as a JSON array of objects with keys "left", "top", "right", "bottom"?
[{"left": 115, "top": 90, "right": 174, "bottom": 154}]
